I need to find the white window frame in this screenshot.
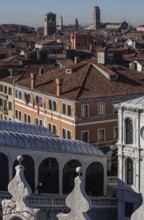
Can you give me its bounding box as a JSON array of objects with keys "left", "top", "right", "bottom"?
[
  {"left": 62, "top": 128, "right": 72, "bottom": 139},
  {"left": 15, "top": 109, "right": 21, "bottom": 121},
  {"left": 98, "top": 128, "right": 105, "bottom": 142},
  {"left": 48, "top": 99, "right": 57, "bottom": 111},
  {"left": 62, "top": 102, "right": 72, "bottom": 117},
  {"left": 48, "top": 123, "right": 57, "bottom": 135},
  {"left": 81, "top": 130, "right": 89, "bottom": 143},
  {"left": 81, "top": 104, "right": 89, "bottom": 118},
  {"left": 24, "top": 113, "right": 31, "bottom": 123},
  {"left": 97, "top": 103, "right": 105, "bottom": 115},
  {"left": 35, "top": 118, "right": 43, "bottom": 126}
]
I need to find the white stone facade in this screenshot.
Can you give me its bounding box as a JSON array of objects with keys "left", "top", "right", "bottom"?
[{"left": 115, "top": 97, "right": 144, "bottom": 220}]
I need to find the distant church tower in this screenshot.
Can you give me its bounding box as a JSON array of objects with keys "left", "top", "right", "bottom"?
[
  {"left": 60, "top": 16, "right": 63, "bottom": 31},
  {"left": 44, "top": 12, "right": 56, "bottom": 36},
  {"left": 75, "top": 18, "right": 79, "bottom": 31},
  {"left": 93, "top": 6, "right": 101, "bottom": 30}
]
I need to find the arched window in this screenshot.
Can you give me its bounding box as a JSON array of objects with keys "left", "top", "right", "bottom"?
[
  {"left": 86, "top": 162, "right": 104, "bottom": 196},
  {"left": 13, "top": 155, "right": 35, "bottom": 192},
  {"left": 38, "top": 158, "right": 59, "bottom": 194},
  {"left": 126, "top": 158, "right": 133, "bottom": 185},
  {"left": 125, "top": 118, "right": 133, "bottom": 144},
  {"left": 63, "top": 160, "right": 81, "bottom": 194},
  {"left": 0, "top": 153, "right": 9, "bottom": 191}
]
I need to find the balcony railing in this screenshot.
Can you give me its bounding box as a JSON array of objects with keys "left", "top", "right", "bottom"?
[
  {"left": 107, "top": 176, "right": 118, "bottom": 185},
  {"left": 0, "top": 192, "right": 117, "bottom": 209}
]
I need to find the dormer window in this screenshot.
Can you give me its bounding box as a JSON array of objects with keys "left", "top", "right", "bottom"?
[
  {"left": 125, "top": 118, "right": 133, "bottom": 144},
  {"left": 66, "top": 69, "right": 72, "bottom": 74}
]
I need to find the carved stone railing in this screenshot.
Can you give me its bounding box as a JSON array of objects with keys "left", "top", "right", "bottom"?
[
  {"left": 107, "top": 176, "right": 118, "bottom": 185},
  {"left": 0, "top": 192, "right": 117, "bottom": 209}
]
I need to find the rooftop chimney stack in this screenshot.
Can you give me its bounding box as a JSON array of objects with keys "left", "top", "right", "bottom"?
[
  {"left": 74, "top": 56, "right": 79, "bottom": 64},
  {"left": 56, "top": 78, "right": 63, "bottom": 97},
  {"left": 30, "top": 73, "right": 37, "bottom": 90}
]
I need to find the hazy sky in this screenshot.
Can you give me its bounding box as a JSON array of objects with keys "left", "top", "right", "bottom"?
[{"left": 0, "top": 0, "right": 144, "bottom": 27}]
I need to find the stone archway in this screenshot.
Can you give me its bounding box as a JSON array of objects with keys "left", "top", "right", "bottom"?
[
  {"left": 85, "top": 162, "right": 104, "bottom": 196},
  {"left": 38, "top": 157, "right": 59, "bottom": 194},
  {"left": 63, "top": 160, "right": 81, "bottom": 194}
]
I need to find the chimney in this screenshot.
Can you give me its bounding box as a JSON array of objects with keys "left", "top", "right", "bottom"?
[
  {"left": 56, "top": 78, "right": 63, "bottom": 97},
  {"left": 67, "top": 44, "right": 71, "bottom": 50},
  {"left": 30, "top": 73, "right": 37, "bottom": 90},
  {"left": 90, "top": 44, "right": 93, "bottom": 52},
  {"left": 74, "top": 56, "right": 79, "bottom": 64},
  {"left": 8, "top": 68, "right": 13, "bottom": 77}
]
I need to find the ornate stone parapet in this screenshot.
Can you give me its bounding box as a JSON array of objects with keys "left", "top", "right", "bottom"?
[
  {"left": 2, "top": 156, "right": 39, "bottom": 220},
  {"left": 57, "top": 167, "right": 92, "bottom": 220}
]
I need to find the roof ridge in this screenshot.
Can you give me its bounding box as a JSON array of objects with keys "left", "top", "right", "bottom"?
[{"left": 75, "top": 63, "right": 91, "bottom": 100}]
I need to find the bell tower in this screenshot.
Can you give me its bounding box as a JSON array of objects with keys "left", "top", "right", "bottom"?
[
  {"left": 93, "top": 6, "right": 101, "bottom": 30},
  {"left": 44, "top": 12, "right": 56, "bottom": 36}
]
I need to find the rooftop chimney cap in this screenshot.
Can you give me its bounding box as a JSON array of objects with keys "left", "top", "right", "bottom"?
[
  {"left": 30, "top": 72, "right": 37, "bottom": 79},
  {"left": 56, "top": 78, "right": 63, "bottom": 85}
]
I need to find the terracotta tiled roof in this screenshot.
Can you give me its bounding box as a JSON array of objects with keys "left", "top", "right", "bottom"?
[
  {"left": 15, "top": 62, "right": 144, "bottom": 100},
  {"left": 56, "top": 59, "right": 74, "bottom": 68}
]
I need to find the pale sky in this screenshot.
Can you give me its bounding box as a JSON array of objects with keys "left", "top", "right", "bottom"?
[{"left": 0, "top": 0, "right": 143, "bottom": 27}]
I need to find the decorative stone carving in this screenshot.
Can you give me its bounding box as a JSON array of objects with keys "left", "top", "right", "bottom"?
[
  {"left": 2, "top": 155, "right": 39, "bottom": 220},
  {"left": 57, "top": 167, "right": 92, "bottom": 220},
  {"left": 131, "top": 194, "right": 144, "bottom": 220}
]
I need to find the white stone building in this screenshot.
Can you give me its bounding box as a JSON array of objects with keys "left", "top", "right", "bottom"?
[
  {"left": 0, "top": 120, "right": 117, "bottom": 220},
  {"left": 115, "top": 97, "right": 144, "bottom": 220}
]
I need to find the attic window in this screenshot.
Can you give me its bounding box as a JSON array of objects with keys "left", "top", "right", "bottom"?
[{"left": 66, "top": 69, "right": 72, "bottom": 74}]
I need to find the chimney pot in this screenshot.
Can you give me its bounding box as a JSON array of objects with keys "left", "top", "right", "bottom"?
[
  {"left": 56, "top": 78, "right": 63, "bottom": 96},
  {"left": 30, "top": 73, "right": 37, "bottom": 90},
  {"left": 74, "top": 56, "right": 79, "bottom": 64}
]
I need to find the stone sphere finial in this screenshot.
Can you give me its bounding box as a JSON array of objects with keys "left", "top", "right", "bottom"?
[
  {"left": 17, "top": 155, "right": 23, "bottom": 165},
  {"left": 76, "top": 166, "right": 82, "bottom": 176}
]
